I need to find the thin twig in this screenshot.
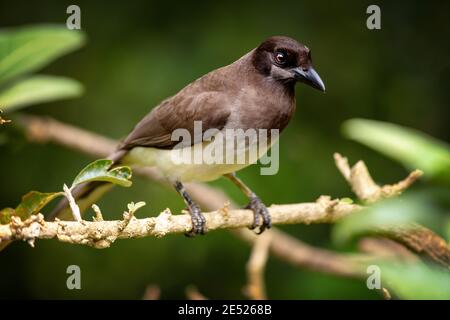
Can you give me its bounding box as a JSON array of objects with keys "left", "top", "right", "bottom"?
[
  {"left": 63, "top": 184, "right": 82, "bottom": 222},
  {"left": 243, "top": 231, "right": 272, "bottom": 299},
  {"left": 186, "top": 285, "right": 208, "bottom": 300},
  {"left": 142, "top": 284, "right": 161, "bottom": 300},
  {"left": 382, "top": 287, "right": 392, "bottom": 300},
  {"left": 334, "top": 153, "right": 423, "bottom": 203},
  {"left": 0, "top": 110, "right": 11, "bottom": 125},
  {"left": 236, "top": 228, "right": 368, "bottom": 277},
  {"left": 358, "top": 237, "right": 418, "bottom": 262}
]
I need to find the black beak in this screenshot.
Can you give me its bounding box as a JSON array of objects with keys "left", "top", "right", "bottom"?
[{"left": 292, "top": 67, "right": 326, "bottom": 92}]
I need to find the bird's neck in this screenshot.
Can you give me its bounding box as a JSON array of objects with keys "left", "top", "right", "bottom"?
[{"left": 228, "top": 54, "right": 297, "bottom": 133}]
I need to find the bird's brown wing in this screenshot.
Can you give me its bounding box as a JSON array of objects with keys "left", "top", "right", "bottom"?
[{"left": 118, "top": 80, "right": 232, "bottom": 150}]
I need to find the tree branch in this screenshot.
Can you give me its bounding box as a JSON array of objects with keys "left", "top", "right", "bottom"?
[
  {"left": 0, "top": 197, "right": 359, "bottom": 249},
  {"left": 334, "top": 152, "right": 450, "bottom": 269},
  {"left": 375, "top": 225, "right": 450, "bottom": 268}
]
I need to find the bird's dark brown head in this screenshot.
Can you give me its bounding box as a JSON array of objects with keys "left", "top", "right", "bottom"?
[{"left": 252, "top": 36, "right": 325, "bottom": 92}]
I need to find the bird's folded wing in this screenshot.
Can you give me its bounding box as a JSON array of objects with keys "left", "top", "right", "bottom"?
[{"left": 118, "top": 89, "right": 232, "bottom": 150}]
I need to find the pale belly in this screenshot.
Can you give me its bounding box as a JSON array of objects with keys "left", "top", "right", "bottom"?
[{"left": 123, "top": 135, "right": 276, "bottom": 182}]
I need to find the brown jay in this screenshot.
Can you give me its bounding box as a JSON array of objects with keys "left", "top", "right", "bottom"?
[{"left": 51, "top": 36, "right": 325, "bottom": 236}]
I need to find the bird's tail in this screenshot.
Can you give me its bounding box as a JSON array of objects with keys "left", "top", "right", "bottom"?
[{"left": 48, "top": 149, "right": 128, "bottom": 221}]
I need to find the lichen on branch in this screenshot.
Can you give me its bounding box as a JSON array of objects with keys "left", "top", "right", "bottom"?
[{"left": 0, "top": 197, "right": 359, "bottom": 249}]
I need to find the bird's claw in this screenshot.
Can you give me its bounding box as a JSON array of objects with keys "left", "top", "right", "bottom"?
[
  {"left": 245, "top": 196, "right": 271, "bottom": 234},
  {"left": 185, "top": 204, "right": 208, "bottom": 237}
]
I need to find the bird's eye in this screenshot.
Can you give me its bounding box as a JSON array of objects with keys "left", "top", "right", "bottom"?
[{"left": 274, "top": 51, "right": 287, "bottom": 65}]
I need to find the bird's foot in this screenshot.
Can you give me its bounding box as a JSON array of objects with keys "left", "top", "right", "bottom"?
[
  {"left": 185, "top": 203, "right": 208, "bottom": 237},
  {"left": 245, "top": 195, "right": 271, "bottom": 234}
]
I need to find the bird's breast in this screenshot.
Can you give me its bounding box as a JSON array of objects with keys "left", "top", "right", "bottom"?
[{"left": 227, "top": 84, "right": 296, "bottom": 133}]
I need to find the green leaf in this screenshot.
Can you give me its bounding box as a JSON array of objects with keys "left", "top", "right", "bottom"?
[
  {"left": 15, "top": 191, "right": 62, "bottom": 220},
  {"left": 379, "top": 261, "right": 450, "bottom": 300},
  {"left": 0, "top": 25, "right": 85, "bottom": 84},
  {"left": 0, "top": 191, "right": 62, "bottom": 224},
  {"left": 71, "top": 159, "right": 133, "bottom": 188},
  {"left": 332, "top": 195, "right": 435, "bottom": 245},
  {"left": 0, "top": 208, "right": 15, "bottom": 224},
  {"left": 342, "top": 119, "right": 450, "bottom": 183},
  {"left": 0, "top": 75, "right": 83, "bottom": 111}
]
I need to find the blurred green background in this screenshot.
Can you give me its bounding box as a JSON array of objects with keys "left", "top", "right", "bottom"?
[{"left": 0, "top": 0, "right": 449, "bottom": 299}]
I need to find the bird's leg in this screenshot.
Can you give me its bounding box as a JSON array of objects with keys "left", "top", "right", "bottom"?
[
  {"left": 224, "top": 173, "right": 271, "bottom": 234},
  {"left": 173, "top": 181, "right": 207, "bottom": 236}
]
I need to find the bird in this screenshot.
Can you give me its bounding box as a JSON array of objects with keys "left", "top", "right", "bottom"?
[{"left": 51, "top": 36, "right": 325, "bottom": 236}]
